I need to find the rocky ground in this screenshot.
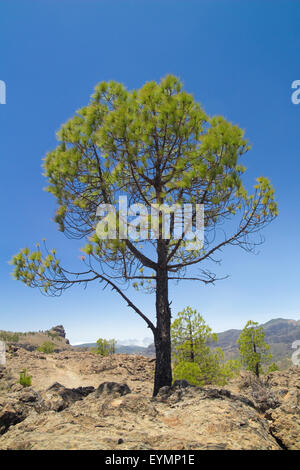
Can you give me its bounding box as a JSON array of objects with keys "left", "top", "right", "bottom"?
[{"left": 0, "top": 347, "right": 299, "bottom": 450}]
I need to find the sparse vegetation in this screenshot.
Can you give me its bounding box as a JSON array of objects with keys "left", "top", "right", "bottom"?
[
  {"left": 19, "top": 369, "right": 32, "bottom": 387},
  {"left": 0, "top": 331, "right": 20, "bottom": 343}
]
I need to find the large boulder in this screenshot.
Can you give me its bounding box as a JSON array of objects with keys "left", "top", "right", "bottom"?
[
  {"left": 43, "top": 382, "right": 95, "bottom": 412},
  {"left": 0, "top": 388, "right": 43, "bottom": 435},
  {"left": 95, "top": 382, "right": 131, "bottom": 398},
  {"left": 0, "top": 382, "right": 95, "bottom": 434}
]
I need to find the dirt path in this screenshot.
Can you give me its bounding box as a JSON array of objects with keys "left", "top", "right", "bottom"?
[
  {"left": 5, "top": 349, "right": 155, "bottom": 396},
  {"left": 32, "top": 356, "right": 97, "bottom": 390}
]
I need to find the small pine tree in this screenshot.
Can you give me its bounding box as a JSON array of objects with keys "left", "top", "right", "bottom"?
[
  {"left": 93, "top": 338, "right": 116, "bottom": 356},
  {"left": 19, "top": 369, "right": 32, "bottom": 387},
  {"left": 171, "top": 307, "right": 218, "bottom": 364},
  {"left": 171, "top": 307, "right": 239, "bottom": 386},
  {"left": 237, "top": 320, "right": 272, "bottom": 377}
]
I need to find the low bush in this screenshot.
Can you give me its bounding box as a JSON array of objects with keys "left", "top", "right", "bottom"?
[{"left": 37, "top": 341, "right": 55, "bottom": 354}]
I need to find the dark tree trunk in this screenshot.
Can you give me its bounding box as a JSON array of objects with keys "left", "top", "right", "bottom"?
[
  {"left": 190, "top": 347, "right": 195, "bottom": 362},
  {"left": 188, "top": 320, "right": 195, "bottom": 362},
  {"left": 153, "top": 242, "right": 172, "bottom": 396},
  {"left": 253, "top": 343, "right": 260, "bottom": 378}
]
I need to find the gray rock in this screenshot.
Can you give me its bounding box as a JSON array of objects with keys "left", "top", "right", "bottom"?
[
  {"left": 46, "top": 382, "right": 95, "bottom": 411},
  {"left": 95, "top": 382, "right": 131, "bottom": 397}
]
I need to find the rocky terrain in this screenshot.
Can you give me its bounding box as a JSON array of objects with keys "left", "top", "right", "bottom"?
[{"left": 0, "top": 347, "right": 299, "bottom": 450}]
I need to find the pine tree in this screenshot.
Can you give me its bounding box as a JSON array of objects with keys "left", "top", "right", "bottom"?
[
  {"left": 94, "top": 338, "right": 116, "bottom": 356},
  {"left": 171, "top": 307, "right": 217, "bottom": 362},
  {"left": 237, "top": 320, "right": 273, "bottom": 377},
  {"left": 171, "top": 307, "right": 240, "bottom": 385},
  {"left": 10, "top": 76, "right": 277, "bottom": 395}
]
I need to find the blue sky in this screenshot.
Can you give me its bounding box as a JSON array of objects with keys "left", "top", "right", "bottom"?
[{"left": 0, "top": 0, "right": 300, "bottom": 344}]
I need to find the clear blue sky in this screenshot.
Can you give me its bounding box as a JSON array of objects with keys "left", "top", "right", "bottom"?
[{"left": 1, "top": 0, "right": 299, "bottom": 344}]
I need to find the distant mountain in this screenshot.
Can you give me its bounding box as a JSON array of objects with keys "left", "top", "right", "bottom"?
[
  {"left": 73, "top": 341, "right": 155, "bottom": 356},
  {"left": 145, "top": 342, "right": 155, "bottom": 356},
  {"left": 73, "top": 342, "right": 98, "bottom": 349},
  {"left": 116, "top": 344, "right": 149, "bottom": 355}
]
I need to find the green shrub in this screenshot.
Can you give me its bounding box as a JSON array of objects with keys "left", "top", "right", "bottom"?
[
  {"left": 173, "top": 361, "right": 204, "bottom": 386},
  {"left": 19, "top": 369, "right": 32, "bottom": 387},
  {"left": 218, "top": 359, "right": 241, "bottom": 384},
  {"left": 172, "top": 354, "right": 241, "bottom": 387},
  {"left": 267, "top": 362, "right": 279, "bottom": 373},
  {"left": 37, "top": 341, "right": 55, "bottom": 354}
]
